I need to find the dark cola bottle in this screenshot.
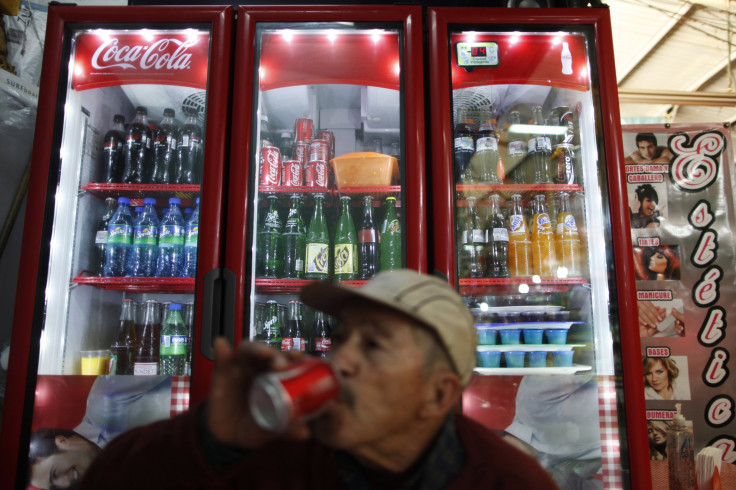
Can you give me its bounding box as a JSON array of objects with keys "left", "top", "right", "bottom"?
[
  {"left": 123, "top": 107, "right": 153, "bottom": 184},
  {"left": 102, "top": 115, "right": 126, "bottom": 183},
  {"left": 358, "top": 195, "right": 379, "bottom": 280},
  {"left": 313, "top": 311, "right": 332, "bottom": 359},
  {"left": 549, "top": 106, "right": 576, "bottom": 185},
  {"left": 176, "top": 111, "right": 203, "bottom": 185},
  {"left": 453, "top": 106, "right": 475, "bottom": 183},
  {"left": 153, "top": 108, "right": 179, "bottom": 184},
  {"left": 281, "top": 300, "right": 307, "bottom": 352}
]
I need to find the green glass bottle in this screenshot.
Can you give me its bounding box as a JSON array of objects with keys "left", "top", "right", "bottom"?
[
  {"left": 282, "top": 194, "right": 306, "bottom": 279},
  {"left": 263, "top": 300, "right": 282, "bottom": 351},
  {"left": 304, "top": 193, "right": 330, "bottom": 280},
  {"left": 256, "top": 194, "right": 283, "bottom": 278},
  {"left": 380, "top": 196, "right": 402, "bottom": 271},
  {"left": 333, "top": 196, "right": 357, "bottom": 281}
]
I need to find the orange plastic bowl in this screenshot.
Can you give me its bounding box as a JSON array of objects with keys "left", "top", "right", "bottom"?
[{"left": 330, "top": 152, "right": 399, "bottom": 188}]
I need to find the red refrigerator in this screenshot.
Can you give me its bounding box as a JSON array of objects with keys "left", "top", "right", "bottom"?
[
  {"left": 0, "top": 5, "right": 427, "bottom": 489},
  {"left": 0, "top": 6, "right": 233, "bottom": 488},
  {"left": 426, "top": 7, "right": 650, "bottom": 490}
]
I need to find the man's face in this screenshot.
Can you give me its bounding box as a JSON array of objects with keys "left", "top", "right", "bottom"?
[
  {"left": 637, "top": 140, "right": 657, "bottom": 160},
  {"left": 311, "top": 305, "right": 431, "bottom": 454},
  {"left": 640, "top": 197, "right": 657, "bottom": 216},
  {"left": 30, "top": 435, "right": 100, "bottom": 489}
]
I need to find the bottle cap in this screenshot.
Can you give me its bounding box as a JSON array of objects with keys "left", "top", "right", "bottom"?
[
  {"left": 118, "top": 197, "right": 130, "bottom": 205},
  {"left": 169, "top": 197, "right": 181, "bottom": 206},
  {"left": 144, "top": 198, "right": 157, "bottom": 206},
  {"left": 169, "top": 303, "right": 182, "bottom": 311},
  {"left": 163, "top": 108, "right": 175, "bottom": 117},
  {"left": 136, "top": 106, "right": 147, "bottom": 114},
  {"left": 134, "top": 207, "right": 143, "bottom": 214}
]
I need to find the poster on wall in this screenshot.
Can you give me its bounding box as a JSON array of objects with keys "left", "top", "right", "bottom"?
[{"left": 622, "top": 124, "right": 736, "bottom": 466}]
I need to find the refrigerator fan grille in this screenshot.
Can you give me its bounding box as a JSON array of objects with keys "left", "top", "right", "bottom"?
[
  {"left": 452, "top": 87, "right": 498, "bottom": 132},
  {"left": 181, "top": 91, "right": 207, "bottom": 125}
]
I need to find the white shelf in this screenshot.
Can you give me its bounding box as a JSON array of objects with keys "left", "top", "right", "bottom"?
[{"left": 473, "top": 364, "right": 593, "bottom": 376}]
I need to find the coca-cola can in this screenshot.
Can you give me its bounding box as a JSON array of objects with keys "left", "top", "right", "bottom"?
[
  {"left": 282, "top": 160, "right": 303, "bottom": 187},
  {"left": 249, "top": 358, "right": 339, "bottom": 432},
  {"left": 259, "top": 145, "right": 282, "bottom": 186},
  {"left": 309, "top": 139, "right": 330, "bottom": 163},
  {"left": 294, "top": 118, "right": 314, "bottom": 143},
  {"left": 293, "top": 141, "right": 309, "bottom": 168},
  {"left": 316, "top": 130, "right": 335, "bottom": 159},
  {"left": 305, "top": 160, "right": 329, "bottom": 188}
]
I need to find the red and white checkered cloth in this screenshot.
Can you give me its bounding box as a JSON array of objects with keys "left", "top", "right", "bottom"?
[
  {"left": 598, "top": 375, "right": 623, "bottom": 489},
  {"left": 170, "top": 376, "right": 191, "bottom": 417}
]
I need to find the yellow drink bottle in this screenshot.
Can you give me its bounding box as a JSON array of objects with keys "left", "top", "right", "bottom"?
[
  {"left": 556, "top": 192, "right": 582, "bottom": 278},
  {"left": 531, "top": 194, "right": 556, "bottom": 277},
  {"left": 507, "top": 194, "right": 532, "bottom": 277}
]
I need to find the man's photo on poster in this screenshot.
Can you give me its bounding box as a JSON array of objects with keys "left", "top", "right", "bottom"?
[
  {"left": 628, "top": 182, "right": 667, "bottom": 229},
  {"left": 633, "top": 245, "right": 681, "bottom": 281},
  {"left": 624, "top": 132, "right": 674, "bottom": 164}
]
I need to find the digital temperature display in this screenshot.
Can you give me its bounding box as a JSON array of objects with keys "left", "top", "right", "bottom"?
[{"left": 456, "top": 41, "right": 499, "bottom": 68}]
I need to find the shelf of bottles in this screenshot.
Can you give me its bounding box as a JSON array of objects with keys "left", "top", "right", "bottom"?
[
  {"left": 83, "top": 183, "right": 201, "bottom": 203},
  {"left": 72, "top": 272, "right": 195, "bottom": 293},
  {"left": 254, "top": 278, "right": 368, "bottom": 294},
  {"left": 257, "top": 185, "right": 401, "bottom": 208}
]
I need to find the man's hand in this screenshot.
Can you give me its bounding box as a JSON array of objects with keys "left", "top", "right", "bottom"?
[{"left": 206, "top": 339, "right": 311, "bottom": 449}]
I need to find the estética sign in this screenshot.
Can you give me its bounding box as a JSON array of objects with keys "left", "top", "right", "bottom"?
[{"left": 71, "top": 30, "right": 210, "bottom": 91}]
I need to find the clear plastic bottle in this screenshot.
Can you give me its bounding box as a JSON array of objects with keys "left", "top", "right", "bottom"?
[
  {"left": 103, "top": 197, "right": 134, "bottom": 277},
  {"left": 128, "top": 198, "right": 160, "bottom": 277},
  {"left": 94, "top": 198, "right": 116, "bottom": 276},
  {"left": 160, "top": 303, "right": 187, "bottom": 376},
  {"left": 667, "top": 403, "right": 696, "bottom": 490},
  {"left": 155, "top": 198, "right": 185, "bottom": 277},
  {"left": 179, "top": 198, "right": 200, "bottom": 278}
]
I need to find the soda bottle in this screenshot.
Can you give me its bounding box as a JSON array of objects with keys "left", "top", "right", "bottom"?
[
  {"left": 281, "top": 300, "right": 306, "bottom": 352},
  {"left": 184, "top": 207, "right": 193, "bottom": 222},
  {"left": 334, "top": 196, "right": 358, "bottom": 281},
  {"left": 160, "top": 303, "right": 187, "bottom": 376},
  {"left": 102, "top": 114, "right": 126, "bottom": 183},
  {"left": 94, "top": 197, "right": 116, "bottom": 276},
  {"left": 304, "top": 193, "right": 330, "bottom": 281},
  {"left": 183, "top": 302, "right": 194, "bottom": 376},
  {"left": 556, "top": 192, "right": 583, "bottom": 278},
  {"left": 123, "top": 106, "right": 153, "bottom": 184},
  {"left": 155, "top": 198, "right": 186, "bottom": 278},
  {"left": 280, "top": 132, "right": 294, "bottom": 159},
  {"left": 506, "top": 111, "right": 528, "bottom": 184},
  {"left": 175, "top": 111, "right": 203, "bottom": 185},
  {"left": 507, "top": 194, "right": 532, "bottom": 278},
  {"left": 379, "top": 196, "right": 402, "bottom": 271},
  {"left": 531, "top": 195, "right": 556, "bottom": 277},
  {"left": 180, "top": 197, "right": 200, "bottom": 278},
  {"left": 488, "top": 194, "right": 510, "bottom": 278},
  {"left": 110, "top": 298, "right": 137, "bottom": 375},
  {"left": 358, "top": 195, "right": 379, "bottom": 280},
  {"left": 549, "top": 106, "right": 576, "bottom": 185},
  {"left": 529, "top": 106, "right": 552, "bottom": 184},
  {"left": 128, "top": 198, "right": 160, "bottom": 277},
  {"left": 282, "top": 194, "right": 306, "bottom": 279},
  {"left": 473, "top": 109, "right": 502, "bottom": 184},
  {"left": 103, "top": 197, "right": 134, "bottom": 277},
  {"left": 256, "top": 194, "right": 284, "bottom": 278},
  {"left": 152, "top": 108, "right": 178, "bottom": 184},
  {"left": 134, "top": 300, "right": 161, "bottom": 375},
  {"left": 453, "top": 107, "right": 475, "bottom": 183},
  {"left": 263, "top": 300, "right": 283, "bottom": 350},
  {"left": 313, "top": 311, "right": 332, "bottom": 359},
  {"left": 458, "top": 196, "right": 486, "bottom": 278}
]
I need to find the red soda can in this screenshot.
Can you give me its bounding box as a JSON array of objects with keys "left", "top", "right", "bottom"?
[
  {"left": 294, "top": 118, "right": 314, "bottom": 143},
  {"left": 316, "top": 130, "right": 335, "bottom": 159},
  {"left": 249, "top": 358, "right": 340, "bottom": 432},
  {"left": 309, "top": 139, "right": 330, "bottom": 163},
  {"left": 282, "top": 159, "right": 303, "bottom": 187},
  {"left": 259, "top": 145, "right": 282, "bottom": 186},
  {"left": 305, "top": 160, "right": 328, "bottom": 188},
  {"left": 293, "top": 141, "right": 309, "bottom": 169}
]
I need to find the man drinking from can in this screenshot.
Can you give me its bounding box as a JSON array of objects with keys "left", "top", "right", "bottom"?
[{"left": 79, "top": 269, "right": 558, "bottom": 489}]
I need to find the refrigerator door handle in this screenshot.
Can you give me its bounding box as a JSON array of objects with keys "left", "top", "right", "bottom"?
[{"left": 201, "top": 267, "right": 238, "bottom": 361}]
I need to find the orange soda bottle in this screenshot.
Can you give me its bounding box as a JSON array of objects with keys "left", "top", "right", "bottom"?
[
  {"left": 531, "top": 194, "right": 556, "bottom": 277},
  {"left": 507, "top": 194, "right": 532, "bottom": 277},
  {"left": 555, "top": 192, "right": 583, "bottom": 277}
]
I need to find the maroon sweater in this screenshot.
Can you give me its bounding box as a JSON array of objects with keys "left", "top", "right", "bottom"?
[{"left": 80, "top": 405, "right": 558, "bottom": 489}]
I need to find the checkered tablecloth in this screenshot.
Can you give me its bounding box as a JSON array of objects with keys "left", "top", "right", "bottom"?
[
  {"left": 598, "top": 375, "right": 623, "bottom": 489},
  {"left": 170, "top": 376, "right": 190, "bottom": 416}
]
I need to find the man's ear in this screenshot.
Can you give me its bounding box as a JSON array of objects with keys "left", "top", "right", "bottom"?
[
  {"left": 54, "top": 435, "right": 70, "bottom": 449},
  {"left": 419, "top": 370, "right": 462, "bottom": 419}
]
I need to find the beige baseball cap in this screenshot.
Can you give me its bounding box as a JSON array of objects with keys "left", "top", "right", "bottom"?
[{"left": 300, "top": 269, "right": 477, "bottom": 386}]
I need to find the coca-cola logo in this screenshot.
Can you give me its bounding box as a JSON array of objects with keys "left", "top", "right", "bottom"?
[
  {"left": 289, "top": 163, "right": 301, "bottom": 185},
  {"left": 91, "top": 37, "right": 196, "bottom": 71},
  {"left": 315, "top": 163, "right": 326, "bottom": 186}
]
